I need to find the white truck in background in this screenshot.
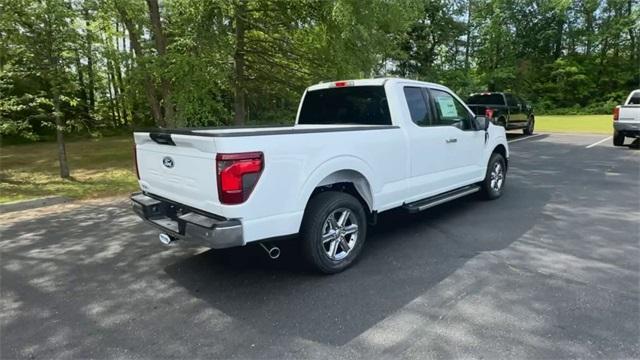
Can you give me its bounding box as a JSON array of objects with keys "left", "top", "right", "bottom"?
[
  {"left": 613, "top": 89, "right": 640, "bottom": 146},
  {"left": 131, "top": 78, "right": 509, "bottom": 273}
]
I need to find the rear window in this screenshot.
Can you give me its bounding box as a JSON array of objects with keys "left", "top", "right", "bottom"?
[
  {"left": 298, "top": 86, "right": 392, "bottom": 125},
  {"left": 467, "top": 94, "right": 505, "bottom": 106},
  {"left": 628, "top": 92, "right": 640, "bottom": 105}
]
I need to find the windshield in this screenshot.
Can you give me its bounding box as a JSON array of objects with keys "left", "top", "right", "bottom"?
[
  {"left": 298, "top": 86, "right": 392, "bottom": 125},
  {"left": 467, "top": 94, "right": 505, "bottom": 106}
]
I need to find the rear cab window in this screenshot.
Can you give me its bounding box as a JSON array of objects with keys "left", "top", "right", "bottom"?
[
  {"left": 403, "top": 87, "right": 431, "bottom": 126},
  {"left": 298, "top": 86, "right": 392, "bottom": 125},
  {"left": 467, "top": 93, "right": 505, "bottom": 106},
  {"left": 627, "top": 91, "right": 640, "bottom": 105}
]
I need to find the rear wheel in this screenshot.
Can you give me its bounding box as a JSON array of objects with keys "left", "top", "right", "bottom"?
[
  {"left": 301, "top": 191, "right": 367, "bottom": 274},
  {"left": 523, "top": 116, "right": 535, "bottom": 135},
  {"left": 481, "top": 153, "right": 506, "bottom": 200},
  {"left": 613, "top": 132, "right": 625, "bottom": 146}
]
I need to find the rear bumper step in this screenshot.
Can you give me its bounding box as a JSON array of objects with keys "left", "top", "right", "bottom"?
[
  {"left": 614, "top": 121, "right": 640, "bottom": 136},
  {"left": 403, "top": 185, "right": 481, "bottom": 213},
  {"left": 131, "top": 192, "right": 244, "bottom": 249}
]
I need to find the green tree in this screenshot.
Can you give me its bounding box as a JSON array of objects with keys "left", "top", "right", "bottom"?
[{"left": 1, "top": 0, "right": 80, "bottom": 177}]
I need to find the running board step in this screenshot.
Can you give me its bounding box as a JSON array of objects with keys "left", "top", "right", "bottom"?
[{"left": 403, "top": 185, "right": 481, "bottom": 213}]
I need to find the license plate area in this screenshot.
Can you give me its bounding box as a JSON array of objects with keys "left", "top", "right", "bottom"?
[{"left": 150, "top": 217, "right": 181, "bottom": 234}]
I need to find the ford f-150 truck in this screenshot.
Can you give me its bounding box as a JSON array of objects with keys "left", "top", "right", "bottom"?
[
  {"left": 131, "top": 78, "right": 509, "bottom": 273},
  {"left": 613, "top": 89, "right": 640, "bottom": 146},
  {"left": 467, "top": 92, "right": 535, "bottom": 135}
]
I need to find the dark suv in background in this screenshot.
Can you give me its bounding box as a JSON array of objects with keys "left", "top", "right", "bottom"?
[{"left": 467, "top": 92, "right": 535, "bottom": 135}]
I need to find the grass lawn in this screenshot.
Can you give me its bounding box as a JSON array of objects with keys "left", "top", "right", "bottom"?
[
  {"left": 535, "top": 114, "right": 611, "bottom": 134},
  {"left": 1, "top": 136, "right": 138, "bottom": 204}
]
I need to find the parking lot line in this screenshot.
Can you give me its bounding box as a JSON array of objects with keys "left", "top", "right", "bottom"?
[
  {"left": 585, "top": 136, "right": 612, "bottom": 148},
  {"left": 508, "top": 134, "right": 545, "bottom": 143}
]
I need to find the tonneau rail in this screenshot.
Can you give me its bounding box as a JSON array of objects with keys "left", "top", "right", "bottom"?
[{"left": 137, "top": 125, "right": 400, "bottom": 138}]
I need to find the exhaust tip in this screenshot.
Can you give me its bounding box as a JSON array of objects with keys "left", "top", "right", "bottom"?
[
  {"left": 260, "top": 243, "right": 281, "bottom": 259},
  {"left": 159, "top": 233, "right": 175, "bottom": 246},
  {"left": 268, "top": 247, "right": 281, "bottom": 259}
]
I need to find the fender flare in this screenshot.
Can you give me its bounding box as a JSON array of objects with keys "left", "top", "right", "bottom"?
[{"left": 296, "top": 156, "right": 377, "bottom": 212}]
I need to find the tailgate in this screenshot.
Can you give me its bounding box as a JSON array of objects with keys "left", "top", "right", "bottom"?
[
  {"left": 619, "top": 106, "right": 640, "bottom": 122},
  {"left": 134, "top": 132, "right": 219, "bottom": 212}
]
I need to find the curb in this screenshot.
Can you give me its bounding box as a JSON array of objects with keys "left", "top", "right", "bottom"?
[{"left": 0, "top": 196, "right": 72, "bottom": 214}]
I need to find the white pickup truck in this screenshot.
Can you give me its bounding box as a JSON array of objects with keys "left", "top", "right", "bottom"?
[
  {"left": 613, "top": 89, "right": 640, "bottom": 146},
  {"left": 131, "top": 78, "right": 509, "bottom": 273}
]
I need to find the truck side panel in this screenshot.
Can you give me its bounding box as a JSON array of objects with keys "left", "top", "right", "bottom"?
[{"left": 213, "top": 128, "right": 408, "bottom": 242}]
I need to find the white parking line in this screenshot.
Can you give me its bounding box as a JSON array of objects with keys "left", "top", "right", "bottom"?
[
  {"left": 508, "top": 134, "right": 545, "bottom": 143},
  {"left": 585, "top": 136, "right": 612, "bottom": 148}
]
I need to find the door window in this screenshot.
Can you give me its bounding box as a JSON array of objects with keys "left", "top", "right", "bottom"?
[
  {"left": 430, "top": 89, "right": 472, "bottom": 130},
  {"left": 505, "top": 94, "right": 518, "bottom": 107},
  {"left": 403, "top": 87, "right": 430, "bottom": 126}
]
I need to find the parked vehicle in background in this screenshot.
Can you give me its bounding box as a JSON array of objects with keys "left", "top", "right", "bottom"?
[
  {"left": 613, "top": 89, "right": 640, "bottom": 146},
  {"left": 131, "top": 78, "right": 509, "bottom": 273},
  {"left": 467, "top": 92, "right": 535, "bottom": 135}
]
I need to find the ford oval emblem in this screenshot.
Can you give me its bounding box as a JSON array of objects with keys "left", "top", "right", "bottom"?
[{"left": 162, "top": 156, "right": 174, "bottom": 169}]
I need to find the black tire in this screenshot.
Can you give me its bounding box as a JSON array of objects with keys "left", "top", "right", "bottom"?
[
  {"left": 481, "top": 153, "right": 506, "bottom": 200},
  {"left": 300, "top": 191, "right": 367, "bottom": 274},
  {"left": 613, "top": 132, "right": 625, "bottom": 146},
  {"left": 523, "top": 116, "right": 535, "bottom": 135}
]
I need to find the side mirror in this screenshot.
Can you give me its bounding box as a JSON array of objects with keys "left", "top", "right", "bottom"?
[{"left": 474, "top": 115, "right": 490, "bottom": 131}]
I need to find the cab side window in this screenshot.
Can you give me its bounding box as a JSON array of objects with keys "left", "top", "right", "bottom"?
[
  {"left": 403, "top": 87, "right": 431, "bottom": 126},
  {"left": 430, "top": 89, "right": 472, "bottom": 130}
]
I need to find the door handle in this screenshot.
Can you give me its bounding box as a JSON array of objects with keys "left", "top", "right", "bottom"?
[{"left": 445, "top": 138, "right": 458, "bottom": 143}]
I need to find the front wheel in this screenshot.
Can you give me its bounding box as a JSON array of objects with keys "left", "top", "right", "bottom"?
[
  {"left": 523, "top": 117, "right": 535, "bottom": 135},
  {"left": 481, "top": 153, "right": 506, "bottom": 200},
  {"left": 300, "top": 191, "right": 367, "bottom": 274}
]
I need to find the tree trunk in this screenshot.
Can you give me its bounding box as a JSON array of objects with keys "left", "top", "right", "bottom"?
[
  {"left": 117, "top": 4, "right": 165, "bottom": 126},
  {"left": 233, "top": 0, "right": 247, "bottom": 126},
  {"left": 114, "top": 23, "right": 128, "bottom": 125},
  {"left": 106, "top": 55, "right": 121, "bottom": 126},
  {"left": 464, "top": 0, "right": 472, "bottom": 71},
  {"left": 628, "top": 0, "right": 637, "bottom": 65},
  {"left": 74, "top": 48, "right": 91, "bottom": 123},
  {"left": 107, "top": 72, "right": 118, "bottom": 127},
  {"left": 52, "top": 90, "right": 70, "bottom": 179},
  {"left": 585, "top": 12, "right": 593, "bottom": 56},
  {"left": 83, "top": 6, "right": 96, "bottom": 112},
  {"left": 146, "top": 0, "right": 174, "bottom": 125},
  {"left": 554, "top": 18, "right": 564, "bottom": 59}
]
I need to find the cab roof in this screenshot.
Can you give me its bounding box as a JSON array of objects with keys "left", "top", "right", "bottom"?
[{"left": 306, "top": 77, "right": 445, "bottom": 92}]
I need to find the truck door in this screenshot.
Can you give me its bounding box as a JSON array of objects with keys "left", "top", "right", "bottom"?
[
  {"left": 505, "top": 93, "right": 526, "bottom": 126},
  {"left": 402, "top": 86, "right": 452, "bottom": 201},
  {"left": 401, "top": 86, "right": 483, "bottom": 203},
  {"left": 427, "top": 88, "right": 485, "bottom": 186}
]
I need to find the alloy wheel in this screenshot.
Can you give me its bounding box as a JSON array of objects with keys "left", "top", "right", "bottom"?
[{"left": 321, "top": 208, "right": 359, "bottom": 261}]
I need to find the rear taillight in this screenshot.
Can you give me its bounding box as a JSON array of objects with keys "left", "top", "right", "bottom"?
[
  {"left": 613, "top": 107, "right": 620, "bottom": 121},
  {"left": 332, "top": 80, "right": 354, "bottom": 88},
  {"left": 133, "top": 144, "right": 140, "bottom": 180},
  {"left": 485, "top": 108, "right": 494, "bottom": 119},
  {"left": 216, "top": 152, "right": 264, "bottom": 205}
]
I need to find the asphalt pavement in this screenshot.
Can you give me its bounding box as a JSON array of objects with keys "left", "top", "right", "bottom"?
[{"left": 1, "top": 133, "right": 639, "bottom": 359}]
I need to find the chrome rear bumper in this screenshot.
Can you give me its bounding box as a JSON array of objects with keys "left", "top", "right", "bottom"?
[
  {"left": 131, "top": 192, "right": 244, "bottom": 249},
  {"left": 614, "top": 121, "right": 640, "bottom": 137}
]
